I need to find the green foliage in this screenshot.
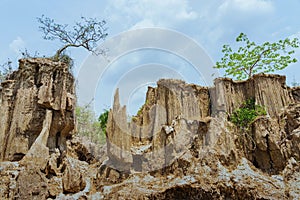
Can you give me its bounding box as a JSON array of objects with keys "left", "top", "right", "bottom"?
[
  {"left": 98, "top": 109, "right": 109, "bottom": 134},
  {"left": 215, "top": 33, "right": 300, "bottom": 80},
  {"left": 55, "top": 53, "right": 74, "bottom": 69},
  {"left": 230, "top": 98, "right": 266, "bottom": 129},
  {"left": 75, "top": 105, "right": 106, "bottom": 145},
  {"left": 135, "top": 98, "right": 149, "bottom": 117},
  {"left": 136, "top": 105, "right": 144, "bottom": 116}
]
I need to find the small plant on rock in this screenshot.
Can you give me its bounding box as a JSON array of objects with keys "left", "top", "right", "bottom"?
[
  {"left": 58, "top": 53, "right": 74, "bottom": 69},
  {"left": 230, "top": 98, "right": 267, "bottom": 151},
  {"left": 230, "top": 98, "right": 266, "bottom": 130}
]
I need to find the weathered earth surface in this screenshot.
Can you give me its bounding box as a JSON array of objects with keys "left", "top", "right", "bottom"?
[
  {"left": 0, "top": 58, "right": 300, "bottom": 199},
  {"left": 0, "top": 58, "right": 75, "bottom": 162}
]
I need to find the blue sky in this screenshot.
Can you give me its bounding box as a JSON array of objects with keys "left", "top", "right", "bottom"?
[{"left": 1, "top": 0, "right": 300, "bottom": 115}]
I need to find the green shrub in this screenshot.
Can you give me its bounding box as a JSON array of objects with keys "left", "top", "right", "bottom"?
[
  {"left": 98, "top": 109, "right": 109, "bottom": 134},
  {"left": 58, "top": 53, "right": 74, "bottom": 68},
  {"left": 136, "top": 105, "right": 144, "bottom": 116},
  {"left": 230, "top": 98, "right": 266, "bottom": 129},
  {"left": 136, "top": 98, "right": 150, "bottom": 117}
]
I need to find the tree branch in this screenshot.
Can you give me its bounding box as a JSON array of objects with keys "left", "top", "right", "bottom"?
[
  {"left": 38, "top": 15, "right": 108, "bottom": 61},
  {"left": 248, "top": 49, "right": 271, "bottom": 78}
]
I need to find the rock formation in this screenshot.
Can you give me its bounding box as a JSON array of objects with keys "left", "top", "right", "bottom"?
[
  {"left": 105, "top": 74, "right": 300, "bottom": 174},
  {"left": 0, "top": 58, "right": 77, "bottom": 199},
  {"left": 0, "top": 58, "right": 75, "bottom": 162},
  {"left": 0, "top": 58, "right": 300, "bottom": 199},
  {"left": 102, "top": 74, "right": 300, "bottom": 199},
  {"left": 106, "top": 80, "right": 210, "bottom": 173}
]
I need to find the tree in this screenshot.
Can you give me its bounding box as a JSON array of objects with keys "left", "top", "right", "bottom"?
[
  {"left": 215, "top": 33, "right": 300, "bottom": 80},
  {"left": 0, "top": 59, "right": 13, "bottom": 83},
  {"left": 98, "top": 109, "right": 109, "bottom": 134},
  {"left": 37, "top": 15, "right": 108, "bottom": 61},
  {"left": 75, "top": 105, "right": 106, "bottom": 145}
]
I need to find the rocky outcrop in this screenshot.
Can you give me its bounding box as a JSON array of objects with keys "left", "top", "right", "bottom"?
[
  {"left": 211, "top": 74, "right": 294, "bottom": 117},
  {"left": 1, "top": 57, "right": 299, "bottom": 200},
  {"left": 0, "top": 58, "right": 77, "bottom": 199},
  {"left": 62, "top": 157, "right": 87, "bottom": 193},
  {"left": 101, "top": 74, "right": 300, "bottom": 199},
  {"left": 106, "top": 80, "right": 210, "bottom": 173},
  {"left": 105, "top": 74, "right": 299, "bottom": 174},
  {"left": 291, "top": 86, "right": 300, "bottom": 103},
  {"left": 0, "top": 58, "right": 75, "bottom": 162}
]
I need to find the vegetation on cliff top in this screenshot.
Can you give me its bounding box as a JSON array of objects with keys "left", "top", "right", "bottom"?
[{"left": 215, "top": 32, "right": 300, "bottom": 80}]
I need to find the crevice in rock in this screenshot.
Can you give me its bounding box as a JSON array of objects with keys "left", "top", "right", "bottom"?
[
  {"left": 55, "top": 132, "right": 61, "bottom": 150},
  {"left": 52, "top": 70, "right": 57, "bottom": 82},
  {"left": 47, "top": 193, "right": 56, "bottom": 199},
  {"left": 60, "top": 162, "right": 66, "bottom": 174},
  {"left": 253, "top": 157, "right": 259, "bottom": 169},
  {"left": 12, "top": 153, "right": 25, "bottom": 161},
  {"left": 34, "top": 64, "right": 40, "bottom": 86},
  {"left": 165, "top": 87, "right": 170, "bottom": 125},
  {"left": 265, "top": 134, "right": 274, "bottom": 173}
]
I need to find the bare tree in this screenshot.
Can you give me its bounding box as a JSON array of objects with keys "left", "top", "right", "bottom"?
[
  {"left": 37, "top": 15, "right": 108, "bottom": 61},
  {"left": 0, "top": 59, "right": 13, "bottom": 83}
]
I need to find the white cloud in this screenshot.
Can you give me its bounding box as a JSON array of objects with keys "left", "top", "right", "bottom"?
[
  {"left": 218, "top": 0, "right": 274, "bottom": 14},
  {"left": 9, "top": 36, "right": 25, "bottom": 54},
  {"left": 132, "top": 19, "right": 155, "bottom": 29},
  {"left": 197, "top": 0, "right": 275, "bottom": 50},
  {"left": 213, "top": 0, "right": 274, "bottom": 31},
  {"left": 106, "top": 0, "right": 198, "bottom": 29}
]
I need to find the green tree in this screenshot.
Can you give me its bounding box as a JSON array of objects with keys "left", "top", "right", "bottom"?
[
  {"left": 75, "top": 105, "right": 106, "bottom": 145},
  {"left": 37, "top": 15, "right": 108, "bottom": 61},
  {"left": 98, "top": 109, "right": 109, "bottom": 134},
  {"left": 215, "top": 33, "right": 300, "bottom": 80}
]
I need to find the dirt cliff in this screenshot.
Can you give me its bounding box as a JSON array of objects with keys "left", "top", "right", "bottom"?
[{"left": 0, "top": 59, "right": 300, "bottom": 199}]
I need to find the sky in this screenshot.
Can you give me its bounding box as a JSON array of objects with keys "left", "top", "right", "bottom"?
[{"left": 1, "top": 0, "right": 300, "bottom": 115}]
